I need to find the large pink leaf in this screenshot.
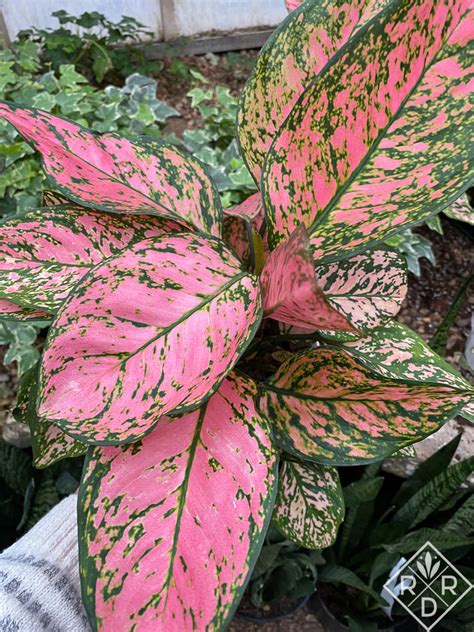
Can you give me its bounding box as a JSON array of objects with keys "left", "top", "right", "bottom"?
[
  {"left": 238, "top": 0, "right": 389, "bottom": 179},
  {"left": 314, "top": 249, "right": 407, "bottom": 330},
  {"left": 259, "top": 347, "right": 473, "bottom": 465},
  {"left": 0, "top": 298, "right": 49, "bottom": 322},
  {"left": 260, "top": 226, "right": 356, "bottom": 332},
  {"left": 263, "top": 0, "right": 473, "bottom": 257},
  {"left": 0, "top": 103, "right": 222, "bottom": 237},
  {"left": 38, "top": 233, "right": 262, "bottom": 444},
  {"left": 0, "top": 205, "right": 180, "bottom": 312},
  {"left": 79, "top": 373, "right": 278, "bottom": 630}
]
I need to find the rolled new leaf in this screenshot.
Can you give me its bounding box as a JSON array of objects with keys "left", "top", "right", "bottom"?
[
  {"left": 261, "top": 226, "right": 355, "bottom": 332},
  {"left": 0, "top": 205, "right": 180, "bottom": 312},
  {"left": 79, "top": 373, "right": 278, "bottom": 631},
  {"left": 238, "top": 0, "right": 388, "bottom": 179},
  {"left": 274, "top": 460, "right": 344, "bottom": 549},
  {"left": 263, "top": 0, "right": 473, "bottom": 257},
  {"left": 261, "top": 226, "right": 406, "bottom": 331},
  {"left": 223, "top": 193, "right": 265, "bottom": 264},
  {"left": 38, "top": 233, "right": 262, "bottom": 444},
  {"left": 259, "top": 348, "right": 473, "bottom": 465},
  {"left": 0, "top": 103, "right": 223, "bottom": 237}
]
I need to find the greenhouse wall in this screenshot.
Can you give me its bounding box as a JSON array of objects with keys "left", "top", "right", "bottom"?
[{"left": 0, "top": 0, "right": 287, "bottom": 42}]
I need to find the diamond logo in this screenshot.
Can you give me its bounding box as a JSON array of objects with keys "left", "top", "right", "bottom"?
[{"left": 383, "top": 542, "right": 472, "bottom": 631}]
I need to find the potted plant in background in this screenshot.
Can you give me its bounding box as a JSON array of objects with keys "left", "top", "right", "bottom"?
[{"left": 0, "top": 0, "right": 472, "bottom": 629}]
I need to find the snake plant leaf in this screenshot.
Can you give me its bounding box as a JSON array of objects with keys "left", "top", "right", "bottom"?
[
  {"left": 261, "top": 226, "right": 356, "bottom": 332},
  {"left": 13, "top": 365, "right": 86, "bottom": 468},
  {"left": 79, "top": 373, "right": 278, "bottom": 631},
  {"left": 315, "top": 249, "right": 407, "bottom": 330},
  {"left": 238, "top": 0, "right": 389, "bottom": 180},
  {"left": 0, "top": 102, "right": 223, "bottom": 237},
  {"left": 263, "top": 0, "right": 473, "bottom": 257},
  {"left": 0, "top": 298, "right": 50, "bottom": 323},
  {"left": 259, "top": 348, "right": 472, "bottom": 465},
  {"left": 0, "top": 205, "right": 180, "bottom": 312},
  {"left": 444, "top": 193, "right": 474, "bottom": 225},
  {"left": 223, "top": 193, "right": 266, "bottom": 264},
  {"left": 38, "top": 233, "right": 262, "bottom": 445},
  {"left": 273, "top": 460, "right": 344, "bottom": 549}
]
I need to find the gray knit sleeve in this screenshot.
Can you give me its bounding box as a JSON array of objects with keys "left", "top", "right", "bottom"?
[{"left": 0, "top": 495, "right": 89, "bottom": 631}]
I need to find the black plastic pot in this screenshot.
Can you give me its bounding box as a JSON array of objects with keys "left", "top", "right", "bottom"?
[
  {"left": 237, "top": 594, "right": 310, "bottom": 625},
  {"left": 310, "top": 593, "right": 419, "bottom": 632}
]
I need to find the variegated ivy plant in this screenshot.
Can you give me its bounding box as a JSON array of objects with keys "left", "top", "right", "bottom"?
[{"left": 0, "top": 0, "right": 473, "bottom": 629}]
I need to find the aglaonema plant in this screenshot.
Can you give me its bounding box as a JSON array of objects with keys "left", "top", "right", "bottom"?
[{"left": 0, "top": 0, "right": 473, "bottom": 629}]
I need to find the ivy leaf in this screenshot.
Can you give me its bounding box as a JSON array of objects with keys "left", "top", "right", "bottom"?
[
  {"left": 38, "top": 233, "right": 262, "bottom": 444},
  {"left": 79, "top": 373, "right": 278, "bottom": 631},
  {"left": 259, "top": 348, "right": 472, "bottom": 465},
  {"left": 273, "top": 460, "right": 344, "bottom": 549},
  {"left": 0, "top": 204, "right": 180, "bottom": 312},
  {"left": 263, "top": 0, "right": 473, "bottom": 258},
  {"left": 0, "top": 102, "right": 223, "bottom": 237}
]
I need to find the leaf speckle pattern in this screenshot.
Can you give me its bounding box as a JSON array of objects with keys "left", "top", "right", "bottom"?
[
  {"left": 79, "top": 373, "right": 278, "bottom": 631},
  {"left": 39, "top": 233, "right": 262, "bottom": 444},
  {"left": 259, "top": 348, "right": 472, "bottom": 465},
  {"left": 315, "top": 249, "right": 407, "bottom": 330},
  {"left": 238, "top": 0, "right": 390, "bottom": 179},
  {"left": 274, "top": 460, "right": 344, "bottom": 550},
  {"left": 0, "top": 103, "right": 223, "bottom": 237},
  {"left": 263, "top": 0, "right": 473, "bottom": 257},
  {"left": 0, "top": 205, "right": 180, "bottom": 312}
]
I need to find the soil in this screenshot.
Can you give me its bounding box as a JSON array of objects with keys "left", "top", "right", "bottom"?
[{"left": 0, "top": 50, "right": 473, "bottom": 632}]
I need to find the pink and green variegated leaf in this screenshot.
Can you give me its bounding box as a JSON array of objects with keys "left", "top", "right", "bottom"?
[
  {"left": 238, "top": 0, "right": 389, "bottom": 180},
  {"left": 39, "top": 233, "right": 262, "bottom": 445},
  {"left": 79, "top": 373, "right": 278, "bottom": 631},
  {"left": 13, "top": 365, "right": 86, "bottom": 468},
  {"left": 0, "top": 205, "right": 180, "bottom": 312},
  {"left": 261, "top": 226, "right": 356, "bottom": 332},
  {"left": 0, "top": 103, "right": 222, "bottom": 237},
  {"left": 285, "top": 0, "right": 303, "bottom": 11},
  {"left": 42, "top": 189, "right": 71, "bottom": 206},
  {"left": 263, "top": 0, "right": 474, "bottom": 257},
  {"left": 461, "top": 401, "right": 474, "bottom": 424},
  {"left": 314, "top": 249, "right": 407, "bottom": 331},
  {"left": 0, "top": 298, "right": 50, "bottom": 323},
  {"left": 338, "top": 320, "right": 473, "bottom": 391},
  {"left": 336, "top": 320, "right": 474, "bottom": 427},
  {"left": 258, "top": 348, "right": 473, "bottom": 465},
  {"left": 223, "top": 193, "right": 266, "bottom": 265},
  {"left": 273, "top": 460, "right": 344, "bottom": 550},
  {"left": 444, "top": 194, "right": 474, "bottom": 225}
]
